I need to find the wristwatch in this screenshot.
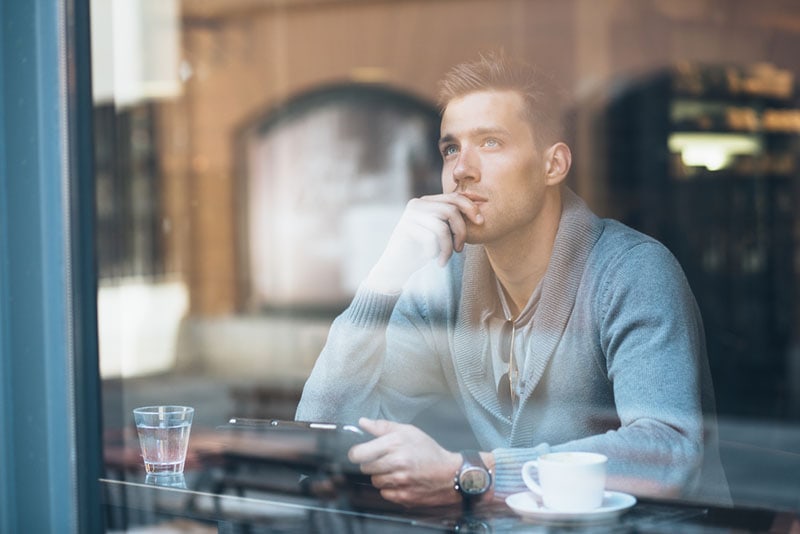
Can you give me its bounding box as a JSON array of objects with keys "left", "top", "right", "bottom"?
[{"left": 454, "top": 450, "right": 492, "bottom": 508}]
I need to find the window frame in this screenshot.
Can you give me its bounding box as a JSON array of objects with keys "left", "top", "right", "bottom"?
[{"left": 0, "top": 0, "right": 101, "bottom": 531}]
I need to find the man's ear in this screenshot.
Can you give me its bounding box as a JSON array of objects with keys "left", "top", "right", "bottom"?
[{"left": 543, "top": 142, "right": 572, "bottom": 186}]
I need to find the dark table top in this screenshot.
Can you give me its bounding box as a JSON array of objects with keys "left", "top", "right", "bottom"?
[{"left": 102, "top": 429, "right": 800, "bottom": 533}]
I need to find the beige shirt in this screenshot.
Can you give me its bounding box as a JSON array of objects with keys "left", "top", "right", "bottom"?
[{"left": 488, "top": 276, "right": 543, "bottom": 412}]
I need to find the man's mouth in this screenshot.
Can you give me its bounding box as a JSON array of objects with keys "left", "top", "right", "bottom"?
[{"left": 458, "top": 191, "right": 488, "bottom": 204}]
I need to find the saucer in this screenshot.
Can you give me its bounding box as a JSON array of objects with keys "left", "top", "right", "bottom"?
[{"left": 506, "top": 491, "right": 637, "bottom": 524}]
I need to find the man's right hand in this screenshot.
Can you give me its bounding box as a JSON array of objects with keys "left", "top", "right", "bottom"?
[{"left": 364, "top": 192, "right": 484, "bottom": 294}]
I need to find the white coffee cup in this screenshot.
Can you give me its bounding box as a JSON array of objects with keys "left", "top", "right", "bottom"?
[{"left": 521, "top": 452, "right": 607, "bottom": 512}]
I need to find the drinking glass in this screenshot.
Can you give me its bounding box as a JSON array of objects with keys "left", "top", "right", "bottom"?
[{"left": 133, "top": 406, "right": 194, "bottom": 476}]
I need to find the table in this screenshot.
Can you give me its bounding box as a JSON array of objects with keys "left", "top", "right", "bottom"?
[{"left": 101, "top": 431, "right": 800, "bottom": 533}]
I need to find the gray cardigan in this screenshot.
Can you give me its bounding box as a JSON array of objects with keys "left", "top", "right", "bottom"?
[{"left": 296, "top": 189, "right": 730, "bottom": 505}]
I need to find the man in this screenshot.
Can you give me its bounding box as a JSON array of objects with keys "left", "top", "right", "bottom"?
[{"left": 296, "top": 53, "right": 729, "bottom": 508}]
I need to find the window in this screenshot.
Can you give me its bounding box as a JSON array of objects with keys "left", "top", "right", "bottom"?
[
  {"left": 95, "top": 103, "right": 167, "bottom": 279},
  {"left": 85, "top": 2, "right": 800, "bottom": 530},
  {"left": 242, "top": 84, "right": 441, "bottom": 310}
]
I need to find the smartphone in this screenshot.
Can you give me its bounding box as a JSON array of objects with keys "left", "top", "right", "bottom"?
[{"left": 218, "top": 417, "right": 373, "bottom": 466}]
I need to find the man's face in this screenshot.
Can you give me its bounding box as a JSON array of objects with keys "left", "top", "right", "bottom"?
[{"left": 439, "top": 90, "right": 549, "bottom": 247}]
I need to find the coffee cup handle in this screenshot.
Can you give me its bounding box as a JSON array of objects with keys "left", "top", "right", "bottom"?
[{"left": 521, "top": 460, "right": 543, "bottom": 497}]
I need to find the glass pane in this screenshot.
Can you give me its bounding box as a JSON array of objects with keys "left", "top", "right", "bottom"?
[
  {"left": 91, "top": 1, "right": 800, "bottom": 529},
  {"left": 244, "top": 86, "right": 441, "bottom": 309}
]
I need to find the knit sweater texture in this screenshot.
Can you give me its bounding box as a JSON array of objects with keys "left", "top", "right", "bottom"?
[{"left": 296, "top": 188, "right": 731, "bottom": 505}]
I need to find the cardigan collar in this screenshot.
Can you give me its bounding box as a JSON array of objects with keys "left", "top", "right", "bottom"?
[{"left": 452, "top": 188, "right": 605, "bottom": 424}]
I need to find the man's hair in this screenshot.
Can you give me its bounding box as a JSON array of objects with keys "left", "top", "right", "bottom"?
[{"left": 437, "top": 52, "right": 567, "bottom": 149}]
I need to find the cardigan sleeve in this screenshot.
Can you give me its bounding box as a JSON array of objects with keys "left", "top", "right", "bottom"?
[
  {"left": 295, "top": 277, "right": 451, "bottom": 425},
  {"left": 592, "top": 242, "right": 707, "bottom": 496},
  {"left": 295, "top": 286, "right": 397, "bottom": 424}
]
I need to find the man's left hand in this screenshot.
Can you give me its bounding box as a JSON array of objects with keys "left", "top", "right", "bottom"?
[{"left": 349, "top": 418, "right": 463, "bottom": 507}]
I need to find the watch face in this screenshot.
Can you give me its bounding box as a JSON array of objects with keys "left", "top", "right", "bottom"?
[{"left": 460, "top": 466, "right": 490, "bottom": 494}]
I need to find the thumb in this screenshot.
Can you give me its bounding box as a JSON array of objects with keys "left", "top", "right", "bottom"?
[{"left": 358, "top": 417, "right": 398, "bottom": 437}]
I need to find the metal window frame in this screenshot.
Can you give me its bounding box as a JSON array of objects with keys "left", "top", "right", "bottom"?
[{"left": 0, "top": 0, "right": 101, "bottom": 532}]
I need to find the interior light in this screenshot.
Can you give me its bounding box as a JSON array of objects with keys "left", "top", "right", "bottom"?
[
  {"left": 682, "top": 147, "right": 728, "bottom": 171},
  {"left": 668, "top": 133, "right": 762, "bottom": 171}
]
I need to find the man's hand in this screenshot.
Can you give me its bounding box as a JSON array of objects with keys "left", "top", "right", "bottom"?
[
  {"left": 348, "top": 418, "right": 463, "bottom": 507},
  {"left": 364, "top": 193, "right": 484, "bottom": 294}
]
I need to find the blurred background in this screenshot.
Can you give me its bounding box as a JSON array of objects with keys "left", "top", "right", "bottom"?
[{"left": 93, "top": 0, "right": 800, "bottom": 512}]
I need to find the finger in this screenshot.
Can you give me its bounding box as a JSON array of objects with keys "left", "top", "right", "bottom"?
[
  {"left": 427, "top": 201, "right": 469, "bottom": 254},
  {"left": 403, "top": 218, "right": 445, "bottom": 261},
  {"left": 438, "top": 226, "right": 456, "bottom": 266},
  {"left": 395, "top": 200, "right": 455, "bottom": 258},
  {"left": 428, "top": 192, "right": 484, "bottom": 225},
  {"left": 418, "top": 195, "right": 481, "bottom": 255},
  {"left": 446, "top": 210, "right": 468, "bottom": 253},
  {"left": 358, "top": 417, "right": 399, "bottom": 437},
  {"left": 379, "top": 487, "right": 405, "bottom": 505},
  {"left": 348, "top": 418, "right": 398, "bottom": 465},
  {"left": 406, "top": 206, "right": 460, "bottom": 263},
  {"left": 348, "top": 437, "right": 384, "bottom": 465},
  {"left": 354, "top": 445, "right": 401, "bottom": 475},
  {"left": 370, "top": 473, "right": 392, "bottom": 488},
  {"left": 370, "top": 472, "right": 405, "bottom": 489},
  {"left": 453, "top": 195, "right": 485, "bottom": 226}
]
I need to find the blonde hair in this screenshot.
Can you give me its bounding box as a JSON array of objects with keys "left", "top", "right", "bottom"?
[{"left": 437, "top": 51, "right": 567, "bottom": 149}]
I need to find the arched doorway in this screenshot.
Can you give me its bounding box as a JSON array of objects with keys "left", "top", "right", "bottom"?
[{"left": 240, "top": 84, "right": 442, "bottom": 311}]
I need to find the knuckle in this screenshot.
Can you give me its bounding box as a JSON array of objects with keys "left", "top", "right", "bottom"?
[
  {"left": 442, "top": 203, "right": 460, "bottom": 218},
  {"left": 407, "top": 198, "right": 425, "bottom": 211},
  {"left": 395, "top": 490, "right": 414, "bottom": 507}
]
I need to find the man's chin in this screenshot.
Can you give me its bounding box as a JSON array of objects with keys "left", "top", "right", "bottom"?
[
  {"left": 464, "top": 233, "right": 487, "bottom": 246},
  {"left": 464, "top": 222, "right": 497, "bottom": 246}
]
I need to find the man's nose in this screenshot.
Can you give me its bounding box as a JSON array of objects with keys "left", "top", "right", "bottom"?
[{"left": 452, "top": 147, "right": 480, "bottom": 186}]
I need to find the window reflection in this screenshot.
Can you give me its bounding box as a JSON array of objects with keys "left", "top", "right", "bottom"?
[
  {"left": 243, "top": 85, "right": 441, "bottom": 310},
  {"left": 605, "top": 64, "right": 799, "bottom": 420},
  {"left": 92, "top": 0, "right": 800, "bottom": 523}
]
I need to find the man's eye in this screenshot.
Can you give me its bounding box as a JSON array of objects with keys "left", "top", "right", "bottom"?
[
  {"left": 442, "top": 145, "right": 458, "bottom": 157},
  {"left": 484, "top": 138, "right": 499, "bottom": 147}
]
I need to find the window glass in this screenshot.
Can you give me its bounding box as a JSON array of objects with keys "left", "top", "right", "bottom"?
[
  {"left": 93, "top": 1, "right": 800, "bottom": 527},
  {"left": 243, "top": 85, "right": 441, "bottom": 310}
]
